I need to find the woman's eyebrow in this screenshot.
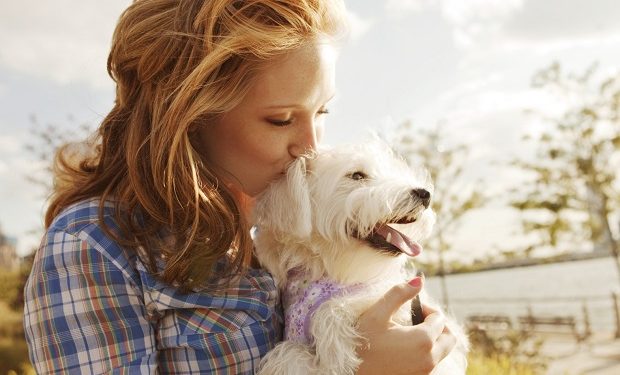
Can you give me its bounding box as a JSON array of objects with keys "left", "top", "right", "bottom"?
[{"left": 262, "top": 93, "right": 336, "bottom": 110}]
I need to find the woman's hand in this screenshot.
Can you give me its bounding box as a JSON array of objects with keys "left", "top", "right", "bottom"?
[{"left": 355, "top": 278, "right": 457, "bottom": 375}]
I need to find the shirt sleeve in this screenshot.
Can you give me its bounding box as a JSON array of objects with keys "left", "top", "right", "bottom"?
[{"left": 23, "top": 227, "right": 158, "bottom": 374}]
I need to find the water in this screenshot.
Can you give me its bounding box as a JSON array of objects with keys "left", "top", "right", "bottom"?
[{"left": 424, "top": 257, "right": 620, "bottom": 333}]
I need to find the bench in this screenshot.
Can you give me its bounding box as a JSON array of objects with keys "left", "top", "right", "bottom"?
[
  {"left": 467, "top": 314, "right": 513, "bottom": 331},
  {"left": 518, "top": 315, "right": 588, "bottom": 342}
]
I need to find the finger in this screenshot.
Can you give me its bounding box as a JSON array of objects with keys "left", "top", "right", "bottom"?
[
  {"left": 421, "top": 302, "right": 441, "bottom": 317},
  {"left": 431, "top": 331, "right": 457, "bottom": 365},
  {"left": 418, "top": 310, "right": 447, "bottom": 341},
  {"left": 365, "top": 276, "right": 424, "bottom": 323}
]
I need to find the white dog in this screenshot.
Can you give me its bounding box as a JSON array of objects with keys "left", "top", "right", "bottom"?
[{"left": 253, "top": 142, "right": 468, "bottom": 374}]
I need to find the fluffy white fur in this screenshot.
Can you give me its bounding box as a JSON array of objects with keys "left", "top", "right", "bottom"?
[{"left": 253, "top": 142, "right": 468, "bottom": 375}]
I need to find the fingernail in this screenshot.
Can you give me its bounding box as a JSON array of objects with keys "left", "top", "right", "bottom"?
[{"left": 408, "top": 276, "right": 422, "bottom": 287}]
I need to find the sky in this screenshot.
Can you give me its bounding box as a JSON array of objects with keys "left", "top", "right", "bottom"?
[{"left": 1, "top": 0, "right": 619, "bottom": 259}]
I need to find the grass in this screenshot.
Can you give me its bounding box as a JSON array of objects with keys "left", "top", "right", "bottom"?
[
  {"left": 467, "top": 351, "right": 543, "bottom": 375},
  {"left": 0, "top": 300, "right": 33, "bottom": 375},
  {"left": 466, "top": 326, "right": 548, "bottom": 375}
]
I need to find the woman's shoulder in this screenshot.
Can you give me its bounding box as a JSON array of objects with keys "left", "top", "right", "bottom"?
[
  {"left": 48, "top": 197, "right": 117, "bottom": 235},
  {"left": 42, "top": 198, "right": 140, "bottom": 280},
  {"left": 46, "top": 197, "right": 128, "bottom": 256}
]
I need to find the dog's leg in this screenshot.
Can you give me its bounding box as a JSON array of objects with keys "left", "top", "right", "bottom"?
[
  {"left": 257, "top": 341, "right": 318, "bottom": 375},
  {"left": 310, "top": 297, "right": 365, "bottom": 375}
]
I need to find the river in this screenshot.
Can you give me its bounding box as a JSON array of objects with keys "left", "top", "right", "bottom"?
[{"left": 424, "top": 257, "right": 620, "bottom": 333}]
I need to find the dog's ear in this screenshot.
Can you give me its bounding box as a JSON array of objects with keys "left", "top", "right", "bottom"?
[{"left": 255, "top": 157, "right": 312, "bottom": 238}]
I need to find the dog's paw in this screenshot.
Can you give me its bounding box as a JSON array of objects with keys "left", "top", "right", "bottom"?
[{"left": 257, "top": 341, "right": 317, "bottom": 375}]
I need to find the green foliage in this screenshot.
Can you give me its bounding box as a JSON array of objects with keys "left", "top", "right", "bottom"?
[
  {"left": 0, "top": 270, "right": 22, "bottom": 309},
  {"left": 0, "top": 255, "right": 34, "bottom": 310},
  {"left": 467, "top": 326, "right": 547, "bottom": 375},
  {"left": 511, "top": 61, "right": 620, "bottom": 258},
  {"left": 0, "top": 339, "right": 34, "bottom": 375},
  {"left": 0, "top": 254, "right": 34, "bottom": 374},
  {"left": 0, "top": 302, "right": 33, "bottom": 375}
]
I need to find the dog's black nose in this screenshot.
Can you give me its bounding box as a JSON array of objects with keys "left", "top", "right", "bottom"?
[{"left": 411, "top": 188, "right": 431, "bottom": 208}]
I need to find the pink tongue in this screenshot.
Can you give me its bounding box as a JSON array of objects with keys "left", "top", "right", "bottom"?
[{"left": 375, "top": 225, "right": 422, "bottom": 257}]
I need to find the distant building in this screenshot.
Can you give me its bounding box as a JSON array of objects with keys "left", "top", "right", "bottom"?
[{"left": 0, "top": 230, "right": 19, "bottom": 271}]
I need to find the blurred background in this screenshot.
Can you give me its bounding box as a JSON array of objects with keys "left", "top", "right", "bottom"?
[{"left": 1, "top": 0, "right": 619, "bottom": 374}]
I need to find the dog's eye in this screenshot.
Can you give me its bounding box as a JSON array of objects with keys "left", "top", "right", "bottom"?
[{"left": 349, "top": 171, "right": 368, "bottom": 181}]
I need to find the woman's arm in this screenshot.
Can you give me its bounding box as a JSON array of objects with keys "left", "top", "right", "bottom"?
[{"left": 23, "top": 228, "right": 158, "bottom": 374}]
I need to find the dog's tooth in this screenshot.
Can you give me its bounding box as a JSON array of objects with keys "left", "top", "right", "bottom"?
[{"left": 386, "top": 232, "right": 392, "bottom": 242}]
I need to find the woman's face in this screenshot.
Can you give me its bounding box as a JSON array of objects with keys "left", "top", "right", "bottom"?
[{"left": 197, "top": 42, "right": 337, "bottom": 197}]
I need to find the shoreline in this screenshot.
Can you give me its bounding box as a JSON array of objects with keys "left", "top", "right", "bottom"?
[{"left": 433, "top": 249, "right": 614, "bottom": 276}]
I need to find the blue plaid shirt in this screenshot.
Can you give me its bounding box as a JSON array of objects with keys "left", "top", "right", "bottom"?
[{"left": 23, "top": 199, "right": 283, "bottom": 374}]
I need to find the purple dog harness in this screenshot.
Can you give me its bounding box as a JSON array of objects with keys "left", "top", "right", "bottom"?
[{"left": 282, "top": 268, "right": 365, "bottom": 345}]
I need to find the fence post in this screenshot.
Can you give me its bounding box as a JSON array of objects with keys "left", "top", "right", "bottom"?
[
  {"left": 613, "top": 292, "right": 620, "bottom": 339},
  {"left": 523, "top": 304, "right": 534, "bottom": 332},
  {"left": 581, "top": 300, "right": 591, "bottom": 340}
]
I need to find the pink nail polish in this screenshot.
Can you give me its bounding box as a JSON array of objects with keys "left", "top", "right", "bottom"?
[{"left": 408, "top": 276, "right": 422, "bottom": 287}]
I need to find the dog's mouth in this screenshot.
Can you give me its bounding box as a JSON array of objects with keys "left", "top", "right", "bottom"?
[{"left": 354, "top": 216, "right": 423, "bottom": 257}]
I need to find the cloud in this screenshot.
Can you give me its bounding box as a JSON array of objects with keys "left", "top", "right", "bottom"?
[
  {"left": 0, "top": 133, "right": 23, "bottom": 154},
  {"left": 384, "top": 0, "right": 620, "bottom": 78},
  {"left": 444, "top": 0, "right": 620, "bottom": 56},
  {"left": 500, "top": 32, "right": 620, "bottom": 56},
  {"left": 0, "top": 0, "right": 130, "bottom": 89},
  {"left": 427, "top": 73, "right": 569, "bottom": 129},
  {"left": 386, "top": 0, "right": 438, "bottom": 14},
  {"left": 385, "top": 0, "right": 524, "bottom": 48},
  {"left": 503, "top": 0, "right": 620, "bottom": 41},
  {"left": 444, "top": 89, "right": 566, "bottom": 121},
  {"left": 346, "top": 10, "right": 374, "bottom": 41},
  {"left": 440, "top": 0, "right": 525, "bottom": 49},
  {"left": 411, "top": 81, "right": 571, "bottom": 180}
]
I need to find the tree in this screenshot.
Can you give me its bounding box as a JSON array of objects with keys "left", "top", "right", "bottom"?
[
  {"left": 388, "top": 121, "right": 485, "bottom": 309},
  {"left": 510, "top": 61, "right": 620, "bottom": 282},
  {"left": 25, "top": 114, "right": 93, "bottom": 196}
]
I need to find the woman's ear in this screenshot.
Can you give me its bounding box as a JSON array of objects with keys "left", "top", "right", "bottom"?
[{"left": 254, "top": 157, "right": 312, "bottom": 238}]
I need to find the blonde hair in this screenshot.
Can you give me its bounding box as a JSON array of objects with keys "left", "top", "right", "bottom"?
[{"left": 46, "top": 0, "right": 348, "bottom": 292}]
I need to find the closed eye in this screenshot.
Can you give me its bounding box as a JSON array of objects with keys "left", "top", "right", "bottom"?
[
  {"left": 266, "top": 106, "right": 330, "bottom": 127},
  {"left": 267, "top": 118, "right": 293, "bottom": 126}
]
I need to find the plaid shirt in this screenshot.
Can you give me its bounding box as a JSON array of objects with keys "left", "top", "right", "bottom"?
[{"left": 23, "top": 199, "right": 283, "bottom": 374}]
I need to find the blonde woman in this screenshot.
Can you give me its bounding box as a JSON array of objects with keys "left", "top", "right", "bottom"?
[{"left": 23, "top": 1, "right": 457, "bottom": 373}]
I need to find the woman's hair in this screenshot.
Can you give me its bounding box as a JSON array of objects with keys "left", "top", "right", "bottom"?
[{"left": 46, "top": 0, "right": 348, "bottom": 292}]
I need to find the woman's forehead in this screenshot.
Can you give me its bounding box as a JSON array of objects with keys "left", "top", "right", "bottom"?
[{"left": 247, "top": 43, "right": 338, "bottom": 109}]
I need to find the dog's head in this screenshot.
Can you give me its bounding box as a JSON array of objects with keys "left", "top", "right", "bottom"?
[{"left": 254, "top": 142, "right": 435, "bottom": 263}]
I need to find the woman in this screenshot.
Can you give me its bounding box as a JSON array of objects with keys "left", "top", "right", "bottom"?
[{"left": 23, "top": 1, "right": 457, "bottom": 373}]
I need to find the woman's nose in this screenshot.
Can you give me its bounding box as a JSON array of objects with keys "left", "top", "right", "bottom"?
[{"left": 289, "top": 120, "right": 322, "bottom": 158}]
